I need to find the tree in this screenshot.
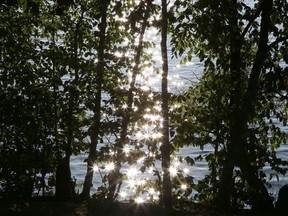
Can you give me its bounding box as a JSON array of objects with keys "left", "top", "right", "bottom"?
[
  {"left": 161, "top": 0, "right": 172, "bottom": 208},
  {"left": 0, "top": 2, "right": 52, "bottom": 198},
  {"left": 81, "top": 0, "right": 110, "bottom": 197},
  {"left": 106, "top": 0, "right": 156, "bottom": 200},
  {"left": 171, "top": 0, "right": 288, "bottom": 210},
  {"left": 0, "top": 0, "right": 89, "bottom": 198}
]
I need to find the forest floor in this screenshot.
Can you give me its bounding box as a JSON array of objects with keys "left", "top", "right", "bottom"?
[{"left": 0, "top": 198, "right": 279, "bottom": 216}]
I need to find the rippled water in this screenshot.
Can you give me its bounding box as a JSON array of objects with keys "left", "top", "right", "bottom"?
[{"left": 70, "top": 0, "right": 288, "bottom": 200}]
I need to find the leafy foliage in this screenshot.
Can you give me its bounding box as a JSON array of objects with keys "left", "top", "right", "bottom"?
[
  {"left": 0, "top": 0, "right": 288, "bottom": 211},
  {"left": 171, "top": 0, "right": 288, "bottom": 209}
]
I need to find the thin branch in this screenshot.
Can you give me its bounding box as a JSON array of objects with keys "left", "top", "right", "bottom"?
[
  {"left": 240, "top": 1, "right": 264, "bottom": 40},
  {"left": 268, "top": 36, "right": 288, "bottom": 50}
]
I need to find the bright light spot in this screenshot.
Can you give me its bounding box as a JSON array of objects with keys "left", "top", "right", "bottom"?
[
  {"left": 94, "top": 58, "right": 98, "bottom": 64},
  {"left": 152, "top": 132, "right": 162, "bottom": 139},
  {"left": 169, "top": 166, "right": 177, "bottom": 176},
  {"left": 135, "top": 197, "right": 145, "bottom": 204},
  {"left": 153, "top": 105, "right": 161, "bottom": 112},
  {"left": 183, "top": 168, "right": 189, "bottom": 174},
  {"left": 137, "top": 157, "right": 145, "bottom": 164},
  {"left": 122, "top": 104, "right": 128, "bottom": 109},
  {"left": 93, "top": 164, "right": 98, "bottom": 172},
  {"left": 128, "top": 179, "right": 136, "bottom": 188},
  {"left": 123, "top": 145, "right": 130, "bottom": 154},
  {"left": 143, "top": 124, "right": 149, "bottom": 130},
  {"left": 153, "top": 195, "right": 159, "bottom": 201},
  {"left": 148, "top": 167, "right": 153, "bottom": 174},
  {"left": 120, "top": 191, "right": 128, "bottom": 198},
  {"left": 174, "top": 161, "right": 180, "bottom": 167},
  {"left": 137, "top": 179, "right": 146, "bottom": 185},
  {"left": 127, "top": 167, "right": 138, "bottom": 177},
  {"left": 143, "top": 133, "right": 150, "bottom": 139},
  {"left": 106, "top": 162, "right": 115, "bottom": 171},
  {"left": 181, "top": 184, "right": 188, "bottom": 190},
  {"left": 114, "top": 51, "right": 123, "bottom": 58},
  {"left": 141, "top": 85, "right": 150, "bottom": 91},
  {"left": 143, "top": 114, "right": 149, "bottom": 119},
  {"left": 148, "top": 188, "right": 155, "bottom": 194},
  {"left": 118, "top": 26, "right": 125, "bottom": 30}
]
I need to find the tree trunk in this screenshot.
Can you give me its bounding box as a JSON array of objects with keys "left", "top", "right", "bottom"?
[
  {"left": 82, "top": 0, "right": 109, "bottom": 197},
  {"left": 216, "top": 0, "right": 242, "bottom": 208},
  {"left": 238, "top": 0, "right": 274, "bottom": 210},
  {"left": 161, "top": 0, "right": 172, "bottom": 208},
  {"left": 56, "top": 156, "right": 73, "bottom": 199},
  {"left": 55, "top": 16, "right": 82, "bottom": 200},
  {"left": 217, "top": 0, "right": 274, "bottom": 210},
  {"left": 107, "top": 0, "right": 153, "bottom": 200}
]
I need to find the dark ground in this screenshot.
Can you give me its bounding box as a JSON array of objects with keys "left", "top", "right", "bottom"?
[{"left": 0, "top": 198, "right": 280, "bottom": 216}]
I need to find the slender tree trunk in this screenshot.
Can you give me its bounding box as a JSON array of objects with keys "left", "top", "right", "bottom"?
[
  {"left": 216, "top": 0, "right": 241, "bottom": 208},
  {"left": 238, "top": 0, "right": 274, "bottom": 210},
  {"left": 161, "top": 0, "right": 172, "bottom": 208},
  {"left": 107, "top": 0, "right": 152, "bottom": 200},
  {"left": 50, "top": 24, "right": 74, "bottom": 199},
  {"left": 82, "top": 1, "right": 109, "bottom": 197},
  {"left": 56, "top": 156, "right": 72, "bottom": 199},
  {"left": 217, "top": 0, "right": 274, "bottom": 210},
  {"left": 56, "top": 17, "right": 82, "bottom": 200}
]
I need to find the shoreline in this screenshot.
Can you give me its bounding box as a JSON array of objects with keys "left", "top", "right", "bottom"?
[{"left": 0, "top": 198, "right": 279, "bottom": 216}]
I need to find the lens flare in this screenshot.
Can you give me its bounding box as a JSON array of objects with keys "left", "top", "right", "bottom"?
[{"left": 135, "top": 196, "right": 145, "bottom": 204}]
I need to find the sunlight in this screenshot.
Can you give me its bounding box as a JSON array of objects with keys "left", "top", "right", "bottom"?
[
  {"left": 181, "top": 184, "right": 188, "bottom": 190},
  {"left": 148, "top": 167, "right": 153, "bottom": 174},
  {"left": 143, "top": 133, "right": 150, "bottom": 139},
  {"left": 128, "top": 179, "right": 136, "bottom": 188},
  {"left": 137, "top": 157, "right": 145, "bottom": 164},
  {"left": 123, "top": 145, "right": 130, "bottom": 154},
  {"left": 135, "top": 196, "right": 145, "bottom": 204},
  {"left": 148, "top": 187, "right": 155, "bottom": 195},
  {"left": 141, "top": 85, "right": 150, "bottom": 91},
  {"left": 93, "top": 164, "right": 99, "bottom": 172},
  {"left": 106, "top": 162, "right": 115, "bottom": 171},
  {"left": 183, "top": 167, "right": 189, "bottom": 174},
  {"left": 114, "top": 51, "right": 123, "bottom": 58},
  {"left": 153, "top": 195, "right": 160, "bottom": 201},
  {"left": 127, "top": 167, "right": 138, "bottom": 177},
  {"left": 119, "top": 191, "right": 128, "bottom": 199},
  {"left": 151, "top": 132, "right": 162, "bottom": 139},
  {"left": 169, "top": 166, "right": 178, "bottom": 177},
  {"left": 173, "top": 159, "right": 180, "bottom": 167}
]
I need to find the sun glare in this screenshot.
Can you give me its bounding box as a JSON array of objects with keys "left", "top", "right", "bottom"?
[
  {"left": 93, "top": 164, "right": 98, "bottom": 172},
  {"left": 181, "top": 184, "right": 188, "bottom": 190},
  {"left": 120, "top": 191, "right": 128, "bottom": 199},
  {"left": 127, "top": 167, "right": 138, "bottom": 177},
  {"left": 89, "top": 1, "right": 191, "bottom": 203},
  {"left": 106, "top": 162, "right": 115, "bottom": 171},
  {"left": 135, "top": 196, "right": 145, "bottom": 204},
  {"left": 169, "top": 166, "right": 178, "bottom": 177}
]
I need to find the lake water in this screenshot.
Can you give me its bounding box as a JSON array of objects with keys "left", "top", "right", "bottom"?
[{"left": 70, "top": 0, "right": 288, "bottom": 202}]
